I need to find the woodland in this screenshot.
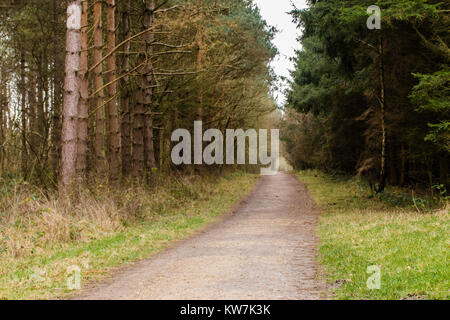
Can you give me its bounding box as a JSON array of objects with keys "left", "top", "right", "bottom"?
[
  {"left": 0, "top": 0, "right": 448, "bottom": 301},
  {"left": 0, "top": 0, "right": 277, "bottom": 189},
  {"left": 283, "top": 0, "right": 449, "bottom": 195}
]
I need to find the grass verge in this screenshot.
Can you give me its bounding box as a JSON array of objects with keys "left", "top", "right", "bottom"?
[
  {"left": 296, "top": 170, "right": 448, "bottom": 300},
  {"left": 0, "top": 171, "right": 258, "bottom": 300}
]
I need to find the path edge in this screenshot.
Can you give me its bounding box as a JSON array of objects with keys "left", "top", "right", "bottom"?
[{"left": 67, "top": 174, "right": 263, "bottom": 300}]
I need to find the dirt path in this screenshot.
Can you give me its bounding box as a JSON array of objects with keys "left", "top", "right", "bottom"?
[{"left": 74, "top": 172, "right": 325, "bottom": 300}]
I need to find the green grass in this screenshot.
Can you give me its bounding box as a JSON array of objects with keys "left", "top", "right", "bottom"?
[
  {"left": 296, "top": 170, "right": 449, "bottom": 300},
  {"left": 0, "top": 171, "right": 258, "bottom": 300}
]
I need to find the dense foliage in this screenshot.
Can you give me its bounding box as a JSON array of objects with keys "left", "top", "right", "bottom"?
[
  {"left": 283, "top": 0, "right": 449, "bottom": 192},
  {"left": 0, "top": 0, "right": 277, "bottom": 188}
]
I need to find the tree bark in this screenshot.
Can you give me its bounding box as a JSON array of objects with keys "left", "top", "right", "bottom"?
[
  {"left": 93, "top": 0, "right": 105, "bottom": 174},
  {"left": 194, "top": 20, "right": 203, "bottom": 174},
  {"left": 120, "top": 0, "right": 132, "bottom": 176},
  {"left": 106, "top": 0, "right": 120, "bottom": 179},
  {"left": 143, "top": 0, "right": 156, "bottom": 173},
  {"left": 29, "top": 69, "right": 37, "bottom": 157},
  {"left": 36, "top": 55, "right": 45, "bottom": 161},
  {"left": 60, "top": 0, "right": 82, "bottom": 189},
  {"left": 195, "top": 18, "right": 203, "bottom": 121},
  {"left": 0, "top": 66, "right": 5, "bottom": 175},
  {"left": 20, "top": 50, "right": 28, "bottom": 177},
  {"left": 377, "top": 36, "right": 387, "bottom": 193},
  {"left": 41, "top": 51, "right": 50, "bottom": 167},
  {"left": 134, "top": 0, "right": 156, "bottom": 175},
  {"left": 76, "top": 0, "right": 89, "bottom": 180},
  {"left": 51, "top": 0, "right": 64, "bottom": 178}
]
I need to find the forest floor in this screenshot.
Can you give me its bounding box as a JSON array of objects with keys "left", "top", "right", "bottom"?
[
  {"left": 74, "top": 172, "right": 326, "bottom": 300},
  {"left": 298, "top": 170, "right": 448, "bottom": 300}
]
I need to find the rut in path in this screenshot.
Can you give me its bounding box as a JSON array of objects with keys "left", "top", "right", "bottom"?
[{"left": 74, "top": 172, "right": 325, "bottom": 300}]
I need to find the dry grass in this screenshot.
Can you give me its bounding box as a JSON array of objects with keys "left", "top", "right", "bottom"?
[
  {"left": 0, "top": 170, "right": 258, "bottom": 299},
  {"left": 0, "top": 172, "right": 246, "bottom": 258},
  {"left": 0, "top": 180, "right": 129, "bottom": 258}
]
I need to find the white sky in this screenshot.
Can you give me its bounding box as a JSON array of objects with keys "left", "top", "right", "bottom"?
[{"left": 253, "top": 0, "right": 308, "bottom": 106}]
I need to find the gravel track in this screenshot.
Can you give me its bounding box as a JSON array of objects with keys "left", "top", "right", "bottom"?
[{"left": 74, "top": 172, "right": 325, "bottom": 300}]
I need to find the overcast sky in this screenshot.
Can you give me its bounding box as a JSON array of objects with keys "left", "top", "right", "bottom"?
[{"left": 253, "top": 0, "right": 308, "bottom": 106}]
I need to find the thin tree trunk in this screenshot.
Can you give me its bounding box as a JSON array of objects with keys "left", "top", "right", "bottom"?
[
  {"left": 134, "top": 90, "right": 145, "bottom": 175},
  {"left": 77, "top": 0, "right": 89, "bottom": 180},
  {"left": 143, "top": 0, "right": 156, "bottom": 173},
  {"left": 51, "top": 0, "right": 63, "bottom": 178},
  {"left": 194, "top": 21, "right": 203, "bottom": 174},
  {"left": 120, "top": 0, "right": 132, "bottom": 176},
  {"left": 20, "top": 50, "right": 28, "bottom": 177},
  {"left": 41, "top": 51, "right": 50, "bottom": 167},
  {"left": 106, "top": 0, "right": 120, "bottom": 179},
  {"left": 195, "top": 19, "right": 203, "bottom": 121},
  {"left": 93, "top": 0, "right": 105, "bottom": 174},
  {"left": 0, "top": 66, "right": 5, "bottom": 175},
  {"left": 36, "top": 56, "right": 45, "bottom": 161},
  {"left": 377, "top": 36, "right": 387, "bottom": 193},
  {"left": 60, "top": 0, "right": 82, "bottom": 189},
  {"left": 29, "top": 70, "right": 37, "bottom": 157}
]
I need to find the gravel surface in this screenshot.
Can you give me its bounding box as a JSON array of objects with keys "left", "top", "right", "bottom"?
[{"left": 74, "top": 172, "right": 325, "bottom": 300}]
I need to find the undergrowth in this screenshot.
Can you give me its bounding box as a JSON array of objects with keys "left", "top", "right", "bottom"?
[
  {"left": 0, "top": 170, "right": 258, "bottom": 299},
  {"left": 297, "top": 170, "right": 449, "bottom": 300}
]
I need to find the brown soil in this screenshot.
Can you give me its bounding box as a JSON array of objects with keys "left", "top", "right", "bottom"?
[{"left": 74, "top": 172, "right": 326, "bottom": 300}]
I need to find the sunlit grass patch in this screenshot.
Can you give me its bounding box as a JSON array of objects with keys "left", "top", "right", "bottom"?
[{"left": 297, "top": 170, "right": 449, "bottom": 300}]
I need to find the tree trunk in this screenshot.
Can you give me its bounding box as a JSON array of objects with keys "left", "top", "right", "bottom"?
[
  {"left": 377, "top": 36, "right": 387, "bottom": 193},
  {"left": 51, "top": 0, "right": 64, "bottom": 179},
  {"left": 106, "top": 0, "right": 120, "bottom": 179},
  {"left": 194, "top": 18, "right": 204, "bottom": 175},
  {"left": 120, "top": 0, "right": 132, "bottom": 176},
  {"left": 134, "top": 0, "right": 156, "bottom": 175},
  {"left": 41, "top": 51, "right": 50, "bottom": 167},
  {"left": 20, "top": 50, "right": 28, "bottom": 177},
  {"left": 0, "top": 66, "right": 5, "bottom": 175},
  {"left": 93, "top": 0, "right": 105, "bottom": 174},
  {"left": 60, "top": 0, "right": 82, "bottom": 189},
  {"left": 29, "top": 70, "right": 37, "bottom": 158},
  {"left": 36, "top": 56, "right": 45, "bottom": 162},
  {"left": 143, "top": 0, "right": 156, "bottom": 173},
  {"left": 77, "top": 0, "right": 89, "bottom": 180},
  {"left": 195, "top": 17, "right": 204, "bottom": 122}
]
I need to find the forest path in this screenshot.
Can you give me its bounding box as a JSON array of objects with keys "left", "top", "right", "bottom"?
[{"left": 74, "top": 172, "right": 325, "bottom": 300}]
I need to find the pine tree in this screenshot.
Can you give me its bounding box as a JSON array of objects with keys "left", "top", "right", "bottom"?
[{"left": 60, "top": 0, "right": 82, "bottom": 188}]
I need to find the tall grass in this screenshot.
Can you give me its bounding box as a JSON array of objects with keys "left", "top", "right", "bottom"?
[{"left": 0, "top": 170, "right": 258, "bottom": 299}]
